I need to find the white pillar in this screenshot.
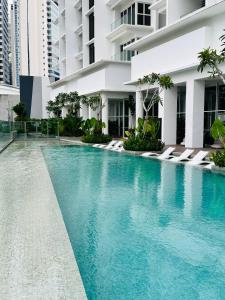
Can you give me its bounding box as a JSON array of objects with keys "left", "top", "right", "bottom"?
[
  {"left": 80, "top": 103, "right": 89, "bottom": 120},
  {"left": 101, "top": 94, "right": 109, "bottom": 135},
  {"left": 62, "top": 106, "right": 68, "bottom": 118},
  {"left": 161, "top": 87, "right": 177, "bottom": 145},
  {"left": 185, "top": 80, "right": 205, "bottom": 148},
  {"left": 88, "top": 107, "right": 97, "bottom": 119},
  {"left": 136, "top": 91, "right": 144, "bottom": 126}
]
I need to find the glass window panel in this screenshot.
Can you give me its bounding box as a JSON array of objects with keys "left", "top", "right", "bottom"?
[
  {"left": 124, "top": 100, "right": 129, "bottom": 116},
  {"left": 145, "top": 4, "right": 150, "bottom": 14},
  {"left": 204, "top": 86, "right": 216, "bottom": 111},
  {"left": 124, "top": 117, "right": 129, "bottom": 129},
  {"left": 138, "top": 3, "right": 143, "bottom": 13},
  {"left": 132, "top": 4, "right": 135, "bottom": 25},
  {"left": 144, "top": 15, "right": 151, "bottom": 26},
  {"left": 128, "top": 7, "right": 131, "bottom": 24},
  {"left": 218, "top": 85, "right": 225, "bottom": 110},
  {"left": 137, "top": 14, "right": 143, "bottom": 25}
]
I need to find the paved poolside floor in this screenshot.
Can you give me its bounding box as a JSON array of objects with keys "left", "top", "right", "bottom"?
[{"left": 0, "top": 140, "right": 87, "bottom": 300}]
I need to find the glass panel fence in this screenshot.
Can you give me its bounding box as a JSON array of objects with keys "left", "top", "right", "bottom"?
[{"left": 0, "top": 121, "right": 14, "bottom": 152}]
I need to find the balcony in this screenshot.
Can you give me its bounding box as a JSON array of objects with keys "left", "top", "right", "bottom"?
[
  {"left": 149, "top": 0, "right": 167, "bottom": 10},
  {"left": 106, "top": 0, "right": 125, "bottom": 9},
  {"left": 180, "top": 0, "right": 206, "bottom": 18},
  {"left": 107, "top": 15, "right": 153, "bottom": 43},
  {"left": 112, "top": 50, "right": 135, "bottom": 62}
]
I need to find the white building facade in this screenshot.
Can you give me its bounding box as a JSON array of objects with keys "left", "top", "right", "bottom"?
[
  {"left": 10, "top": 0, "right": 20, "bottom": 87},
  {"left": 19, "top": 0, "right": 60, "bottom": 82},
  {"left": 0, "top": 0, "right": 11, "bottom": 85},
  {"left": 50, "top": 0, "right": 225, "bottom": 145},
  {"left": 50, "top": 0, "right": 158, "bottom": 136},
  {"left": 127, "top": 0, "right": 225, "bottom": 148}
]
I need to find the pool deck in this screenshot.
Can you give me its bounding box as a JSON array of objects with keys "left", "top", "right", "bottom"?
[{"left": 0, "top": 140, "right": 87, "bottom": 300}]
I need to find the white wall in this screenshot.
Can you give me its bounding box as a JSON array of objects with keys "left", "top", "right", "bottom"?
[
  {"left": 0, "top": 86, "right": 20, "bottom": 121},
  {"left": 131, "top": 27, "right": 207, "bottom": 81}
]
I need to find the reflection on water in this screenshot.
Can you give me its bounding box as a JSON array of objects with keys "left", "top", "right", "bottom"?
[{"left": 43, "top": 146, "right": 225, "bottom": 300}]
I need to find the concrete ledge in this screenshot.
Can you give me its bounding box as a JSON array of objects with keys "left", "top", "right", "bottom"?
[{"left": 0, "top": 141, "right": 87, "bottom": 299}]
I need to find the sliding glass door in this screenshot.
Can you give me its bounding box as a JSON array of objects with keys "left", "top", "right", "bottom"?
[{"left": 108, "top": 99, "right": 129, "bottom": 137}]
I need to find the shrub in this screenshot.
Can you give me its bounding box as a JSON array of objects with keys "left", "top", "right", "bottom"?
[
  {"left": 61, "top": 116, "right": 83, "bottom": 136},
  {"left": 210, "top": 150, "right": 225, "bottom": 168},
  {"left": 82, "top": 134, "right": 112, "bottom": 144},
  {"left": 124, "top": 135, "right": 164, "bottom": 151},
  {"left": 124, "top": 117, "right": 164, "bottom": 151}
]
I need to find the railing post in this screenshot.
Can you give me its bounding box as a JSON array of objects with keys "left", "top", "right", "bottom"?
[
  {"left": 47, "top": 121, "right": 49, "bottom": 138},
  {"left": 57, "top": 120, "right": 60, "bottom": 140},
  {"left": 24, "top": 122, "right": 27, "bottom": 139}
]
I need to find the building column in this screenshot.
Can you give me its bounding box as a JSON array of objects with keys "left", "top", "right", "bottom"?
[
  {"left": 88, "top": 107, "right": 97, "bottom": 119},
  {"left": 185, "top": 80, "right": 205, "bottom": 148},
  {"left": 101, "top": 93, "right": 109, "bottom": 135},
  {"left": 62, "top": 106, "right": 68, "bottom": 118},
  {"left": 136, "top": 91, "right": 144, "bottom": 126},
  {"left": 80, "top": 103, "right": 89, "bottom": 120},
  {"left": 161, "top": 87, "right": 177, "bottom": 145}
]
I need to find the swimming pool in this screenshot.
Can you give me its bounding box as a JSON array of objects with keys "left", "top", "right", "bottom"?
[{"left": 43, "top": 145, "right": 225, "bottom": 300}]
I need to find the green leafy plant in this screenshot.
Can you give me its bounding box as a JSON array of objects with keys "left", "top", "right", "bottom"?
[
  {"left": 210, "top": 118, "right": 225, "bottom": 147},
  {"left": 124, "top": 118, "right": 164, "bottom": 151},
  {"left": 137, "top": 73, "right": 174, "bottom": 119},
  {"left": 82, "top": 94, "right": 105, "bottom": 121},
  {"left": 60, "top": 116, "right": 84, "bottom": 137},
  {"left": 47, "top": 92, "right": 82, "bottom": 118},
  {"left": 210, "top": 150, "right": 225, "bottom": 168},
  {"left": 81, "top": 117, "right": 112, "bottom": 143},
  {"left": 197, "top": 31, "right": 225, "bottom": 84},
  {"left": 82, "top": 134, "right": 112, "bottom": 144},
  {"left": 12, "top": 102, "right": 28, "bottom": 121}
]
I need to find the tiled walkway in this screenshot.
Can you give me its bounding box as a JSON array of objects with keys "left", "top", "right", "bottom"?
[{"left": 0, "top": 140, "right": 87, "bottom": 300}]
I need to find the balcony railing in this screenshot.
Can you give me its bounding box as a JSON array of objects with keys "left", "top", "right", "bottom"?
[
  {"left": 111, "top": 14, "right": 133, "bottom": 31},
  {"left": 112, "top": 50, "right": 135, "bottom": 62}
]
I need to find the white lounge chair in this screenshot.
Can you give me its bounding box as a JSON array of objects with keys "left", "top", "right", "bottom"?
[
  {"left": 104, "top": 140, "right": 119, "bottom": 149},
  {"left": 110, "top": 141, "right": 124, "bottom": 151},
  {"left": 204, "top": 162, "right": 215, "bottom": 170},
  {"left": 114, "top": 146, "right": 124, "bottom": 152},
  {"left": 141, "top": 147, "right": 175, "bottom": 160},
  {"left": 187, "top": 151, "right": 209, "bottom": 166},
  {"left": 93, "top": 141, "right": 116, "bottom": 149},
  {"left": 170, "top": 149, "right": 194, "bottom": 162}
]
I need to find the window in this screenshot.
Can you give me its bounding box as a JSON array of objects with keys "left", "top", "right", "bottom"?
[
  {"left": 89, "top": 43, "right": 95, "bottom": 64},
  {"left": 204, "top": 84, "right": 225, "bottom": 145},
  {"left": 89, "top": 0, "right": 94, "bottom": 9},
  {"left": 120, "top": 39, "right": 136, "bottom": 61},
  {"left": 137, "top": 3, "right": 151, "bottom": 26},
  {"left": 120, "top": 4, "right": 135, "bottom": 25},
  {"left": 89, "top": 12, "right": 94, "bottom": 40}
]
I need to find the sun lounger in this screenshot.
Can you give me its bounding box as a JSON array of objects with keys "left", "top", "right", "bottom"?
[
  {"left": 110, "top": 141, "right": 124, "bottom": 151},
  {"left": 170, "top": 149, "right": 194, "bottom": 162},
  {"left": 141, "top": 147, "right": 175, "bottom": 160},
  {"left": 93, "top": 141, "right": 116, "bottom": 149},
  {"left": 104, "top": 140, "right": 119, "bottom": 149},
  {"left": 204, "top": 162, "right": 215, "bottom": 170},
  {"left": 114, "top": 146, "right": 124, "bottom": 152},
  {"left": 187, "top": 151, "right": 209, "bottom": 166}
]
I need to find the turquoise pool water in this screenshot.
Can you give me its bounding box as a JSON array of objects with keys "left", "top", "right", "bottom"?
[{"left": 43, "top": 145, "right": 225, "bottom": 300}]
